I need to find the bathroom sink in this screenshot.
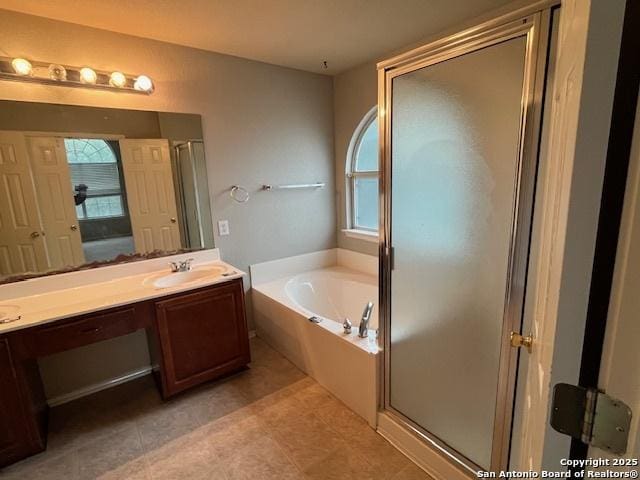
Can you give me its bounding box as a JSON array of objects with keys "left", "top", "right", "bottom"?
[
  {"left": 147, "top": 266, "right": 228, "bottom": 289},
  {"left": 0, "top": 305, "right": 21, "bottom": 324}
]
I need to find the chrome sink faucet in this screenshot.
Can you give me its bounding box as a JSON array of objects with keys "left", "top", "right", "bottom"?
[
  {"left": 358, "top": 302, "right": 374, "bottom": 338},
  {"left": 169, "top": 258, "right": 194, "bottom": 273}
]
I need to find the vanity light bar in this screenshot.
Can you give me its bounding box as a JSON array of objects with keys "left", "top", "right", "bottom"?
[{"left": 0, "top": 56, "right": 154, "bottom": 94}]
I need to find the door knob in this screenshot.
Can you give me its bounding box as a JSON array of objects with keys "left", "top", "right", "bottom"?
[
  {"left": 30, "top": 231, "right": 41, "bottom": 239},
  {"left": 170, "top": 218, "right": 177, "bottom": 223},
  {"left": 510, "top": 331, "right": 534, "bottom": 353},
  {"left": 70, "top": 224, "right": 78, "bottom": 231}
]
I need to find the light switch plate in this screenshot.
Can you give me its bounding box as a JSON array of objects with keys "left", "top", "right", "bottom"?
[{"left": 217, "top": 220, "right": 230, "bottom": 236}]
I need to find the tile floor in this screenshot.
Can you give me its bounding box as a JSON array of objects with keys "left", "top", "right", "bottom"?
[{"left": 0, "top": 337, "right": 432, "bottom": 480}]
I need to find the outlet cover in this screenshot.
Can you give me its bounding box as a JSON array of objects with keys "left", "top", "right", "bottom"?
[{"left": 217, "top": 220, "right": 230, "bottom": 236}]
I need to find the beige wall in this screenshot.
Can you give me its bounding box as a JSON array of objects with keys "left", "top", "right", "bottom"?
[
  {"left": 0, "top": 9, "right": 335, "bottom": 399},
  {"left": 333, "top": 62, "right": 379, "bottom": 256}
]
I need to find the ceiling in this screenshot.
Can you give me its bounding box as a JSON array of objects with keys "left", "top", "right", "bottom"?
[{"left": 0, "top": 0, "right": 514, "bottom": 75}]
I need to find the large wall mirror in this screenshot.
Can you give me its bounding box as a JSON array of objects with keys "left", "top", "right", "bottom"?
[{"left": 0, "top": 100, "right": 214, "bottom": 282}]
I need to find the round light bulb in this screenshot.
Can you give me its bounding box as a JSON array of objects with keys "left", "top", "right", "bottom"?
[
  {"left": 109, "top": 71, "right": 127, "bottom": 88},
  {"left": 11, "top": 58, "right": 33, "bottom": 76},
  {"left": 134, "top": 75, "right": 153, "bottom": 93},
  {"left": 48, "top": 64, "right": 67, "bottom": 81},
  {"left": 79, "top": 67, "right": 97, "bottom": 84}
]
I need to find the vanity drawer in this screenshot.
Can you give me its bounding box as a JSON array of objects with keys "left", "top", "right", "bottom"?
[{"left": 24, "top": 307, "right": 144, "bottom": 357}]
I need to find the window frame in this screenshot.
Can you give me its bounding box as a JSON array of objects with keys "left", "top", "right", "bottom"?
[
  {"left": 66, "top": 138, "right": 128, "bottom": 221},
  {"left": 345, "top": 106, "right": 379, "bottom": 237}
]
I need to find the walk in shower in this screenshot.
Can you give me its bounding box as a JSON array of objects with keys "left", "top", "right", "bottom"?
[{"left": 378, "top": 10, "right": 553, "bottom": 473}]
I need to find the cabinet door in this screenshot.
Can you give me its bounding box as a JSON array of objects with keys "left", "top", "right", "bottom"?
[
  {"left": 0, "top": 339, "right": 30, "bottom": 467},
  {"left": 155, "top": 280, "right": 250, "bottom": 396}
]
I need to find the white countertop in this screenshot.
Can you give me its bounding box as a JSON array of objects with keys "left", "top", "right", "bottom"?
[{"left": 0, "top": 257, "right": 244, "bottom": 335}]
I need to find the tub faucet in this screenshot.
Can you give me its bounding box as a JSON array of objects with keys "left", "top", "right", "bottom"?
[
  {"left": 358, "top": 302, "right": 374, "bottom": 338},
  {"left": 343, "top": 318, "right": 352, "bottom": 334}
]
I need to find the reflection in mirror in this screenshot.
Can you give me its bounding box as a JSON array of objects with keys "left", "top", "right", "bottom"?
[{"left": 0, "top": 100, "right": 214, "bottom": 282}]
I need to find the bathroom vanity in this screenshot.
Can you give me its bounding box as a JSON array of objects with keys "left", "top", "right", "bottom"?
[{"left": 0, "top": 254, "right": 250, "bottom": 467}]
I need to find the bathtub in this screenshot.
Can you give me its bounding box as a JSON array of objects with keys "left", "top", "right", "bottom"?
[{"left": 251, "top": 249, "right": 379, "bottom": 426}]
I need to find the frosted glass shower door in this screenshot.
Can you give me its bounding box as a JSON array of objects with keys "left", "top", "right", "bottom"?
[{"left": 388, "top": 36, "right": 529, "bottom": 470}]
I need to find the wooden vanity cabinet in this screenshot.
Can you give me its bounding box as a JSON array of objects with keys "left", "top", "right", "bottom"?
[
  {"left": 0, "top": 339, "right": 33, "bottom": 466},
  {"left": 0, "top": 339, "right": 47, "bottom": 468},
  {"left": 0, "top": 277, "right": 250, "bottom": 468},
  {"left": 153, "top": 278, "right": 250, "bottom": 397}
]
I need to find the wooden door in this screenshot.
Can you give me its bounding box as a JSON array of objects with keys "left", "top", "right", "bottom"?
[
  {"left": 119, "top": 139, "right": 181, "bottom": 254},
  {"left": 0, "top": 131, "right": 49, "bottom": 276},
  {"left": 155, "top": 280, "right": 250, "bottom": 397},
  {"left": 26, "top": 136, "right": 85, "bottom": 269}
]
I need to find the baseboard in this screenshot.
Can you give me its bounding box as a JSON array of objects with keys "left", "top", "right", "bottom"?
[
  {"left": 47, "top": 366, "right": 153, "bottom": 407},
  {"left": 376, "top": 412, "right": 473, "bottom": 480}
]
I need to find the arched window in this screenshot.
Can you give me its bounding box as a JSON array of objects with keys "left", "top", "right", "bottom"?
[
  {"left": 346, "top": 107, "right": 379, "bottom": 236},
  {"left": 65, "top": 138, "right": 125, "bottom": 219}
]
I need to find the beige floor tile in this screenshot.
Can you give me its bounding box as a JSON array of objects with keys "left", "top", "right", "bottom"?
[
  {"left": 248, "top": 338, "right": 286, "bottom": 367},
  {"left": 229, "top": 364, "right": 299, "bottom": 402},
  {"left": 303, "top": 448, "right": 380, "bottom": 480},
  {"left": 391, "top": 462, "right": 435, "bottom": 480},
  {"left": 316, "top": 394, "right": 410, "bottom": 478},
  {"left": 316, "top": 395, "right": 371, "bottom": 438},
  {"left": 248, "top": 388, "right": 312, "bottom": 430},
  {"left": 94, "top": 457, "right": 150, "bottom": 480},
  {"left": 206, "top": 408, "right": 270, "bottom": 461},
  {"left": 47, "top": 396, "right": 136, "bottom": 455},
  {"left": 368, "top": 452, "right": 410, "bottom": 479},
  {"left": 360, "top": 431, "right": 409, "bottom": 478},
  {"left": 146, "top": 430, "right": 225, "bottom": 480},
  {"left": 222, "top": 435, "right": 304, "bottom": 480},
  {"left": 246, "top": 380, "right": 300, "bottom": 411},
  {"left": 136, "top": 401, "right": 204, "bottom": 453},
  {"left": 187, "top": 381, "right": 250, "bottom": 426},
  {"left": 0, "top": 450, "right": 79, "bottom": 480},
  {"left": 76, "top": 425, "right": 145, "bottom": 479},
  {"left": 285, "top": 375, "right": 316, "bottom": 394},
  {"left": 292, "top": 382, "right": 337, "bottom": 409},
  {"left": 1, "top": 338, "right": 426, "bottom": 480},
  {"left": 271, "top": 414, "right": 345, "bottom": 470}
]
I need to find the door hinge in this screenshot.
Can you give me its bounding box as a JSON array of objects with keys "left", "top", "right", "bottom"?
[{"left": 550, "top": 383, "right": 632, "bottom": 455}]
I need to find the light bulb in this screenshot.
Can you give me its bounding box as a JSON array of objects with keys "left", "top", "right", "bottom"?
[
  {"left": 11, "top": 58, "right": 32, "bottom": 76},
  {"left": 48, "top": 64, "right": 67, "bottom": 81},
  {"left": 134, "top": 75, "right": 153, "bottom": 93},
  {"left": 79, "top": 67, "right": 97, "bottom": 84},
  {"left": 109, "top": 71, "right": 127, "bottom": 88}
]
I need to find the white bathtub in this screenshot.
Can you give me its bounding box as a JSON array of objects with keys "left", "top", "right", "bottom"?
[
  {"left": 251, "top": 249, "right": 379, "bottom": 426},
  {"left": 286, "top": 269, "right": 379, "bottom": 332}
]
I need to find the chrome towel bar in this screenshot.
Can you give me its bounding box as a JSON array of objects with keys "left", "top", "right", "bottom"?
[{"left": 262, "top": 182, "right": 325, "bottom": 191}]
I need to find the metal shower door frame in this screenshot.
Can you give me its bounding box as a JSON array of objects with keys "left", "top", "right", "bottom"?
[
  {"left": 377, "top": 7, "right": 553, "bottom": 474},
  {"left": 174, "top": 140, "right": 206, "bottom": 249}
]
